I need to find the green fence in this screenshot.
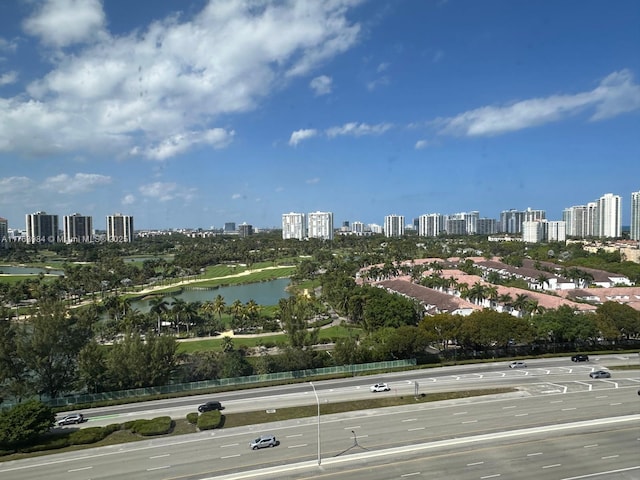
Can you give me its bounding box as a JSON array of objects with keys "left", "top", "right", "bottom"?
[{"left": 6, "top": 359, "right": 416, "bottom": 409}]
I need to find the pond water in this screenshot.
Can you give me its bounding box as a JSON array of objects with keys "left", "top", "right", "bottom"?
[
  {"left": 0, "top": 265, "right": 65, "bottom": 276},
  {"left": 132, "top": 277, "right": 292, "bottom": 312}
]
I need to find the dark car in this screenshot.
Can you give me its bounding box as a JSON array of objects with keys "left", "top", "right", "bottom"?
[
  {"left": 57, "top": 413, "right": 84, "bottom": 426},
  {"left": 589, "top": 370, "right": 611, "bottom": 379},
  {"left": 198, "top": 401, "right": 223, "bottom": 413},
  {"left": 571, "top": 354, "right": 589, "bottom": 362}
]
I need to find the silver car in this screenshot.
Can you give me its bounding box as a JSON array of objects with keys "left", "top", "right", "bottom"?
[
  {"left": 589, "top": 370, "right": 611, "bottom": 379},
  {"left": 250, "top": 434, "right": 279, "bottom": 450}
]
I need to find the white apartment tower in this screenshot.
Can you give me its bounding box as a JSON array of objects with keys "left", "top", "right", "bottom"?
[
  {"left": 596, "top": 193, "right": 621, "bottom": 238},
  {"left": 384, "top": 215, "right": 404, "bottom": 237},
  {"left": 307, "top": 211, "right": 334, "bottom": 240},
  {"left": 107, "top": 213, "right": 134, "bottom": 242},
  {"left": 418, "top": 213, "right": 445, "bottom": 237},
  {"left": 631, "top": 190, "right": 640, "bottom": 241},
  {"left": 282, "top": 212, "right": 306, "bottom": 240}
]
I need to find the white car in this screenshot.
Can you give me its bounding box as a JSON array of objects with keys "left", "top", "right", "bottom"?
[
  {"left": 370, "top": 383, "right": 390, "bottom": 392},
  {"left": 509, "top": 361, "right": 527, "bottom": 368}
]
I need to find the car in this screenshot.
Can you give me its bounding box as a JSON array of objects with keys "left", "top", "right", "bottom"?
[
  {"left": 589, "top": 370, "right": 611, "bottom": 379},
  {"left": 57, "top": 413, "right": 84, "bottom": 426},
  {"left": 250, "top": 434, "right": 279, "bottom": 450},
  {"left": 509, "top": 361, "right": 527, "bottom": 368},
  {"left": 571, "top": 354, "right": 589, "bottom": 362},
  {"left": 370, "top": 383, "right": 391, "bottom": 392},
  {"left": 198, "top": 401, "right": 223, "bottom": 413}
]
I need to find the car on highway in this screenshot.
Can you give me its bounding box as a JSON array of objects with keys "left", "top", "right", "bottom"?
[
  {"left": 370, "top": 383, "right": 391, "bottom": 392},
  {"left": 198, "top": 400, "right": 223, "bottom": 412},
  {"left": 250, "top": 434, "right": 279, "bottom": 449},
  {"left": 57, "top": 413, "right": 84, "bottom": 426},
  {"left": 571, "top": 354, "right": 589, "bottom": 362},
  {"left": 509, "top": 361, "right": 527, "bottom": 368},
  {"left": 589, "top": 370, "right": 611, "bottom": 379}
]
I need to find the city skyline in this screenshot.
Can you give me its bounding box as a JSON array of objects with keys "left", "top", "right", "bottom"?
[{"left": 1, "top": 1, "right": 639, "bottom": 229}]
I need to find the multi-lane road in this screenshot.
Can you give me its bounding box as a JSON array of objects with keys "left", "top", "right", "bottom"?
[{"left": 1, "top": 355, "right": 639, "bottom": 480}]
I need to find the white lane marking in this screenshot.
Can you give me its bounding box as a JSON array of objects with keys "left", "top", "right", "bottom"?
[
  {"left": 68, "top": 466, "right": 93, "bottom": 472},
  {"left": 601, "top": 455, "right": 619, "bottom": 459},
  {"left": 467, "top": 461, "right": 484, "bottom": 466},
  {"left": 147, "top": 465, "right": 171, "bottom": 471},
  {"left": 401, "top": 472, "right": 421, "bottom": 477},
  {"left": 402, "top": 418, "right": 418, "bottom": 422},
  {"left": 527, "top": 452, "right": 542, "bottom": 456},
  {"left": 542, "top": 464, "right": 561, "bottom": 469},
  {"left": 408, "top": 427, "right": 425, "bottom": 431},
  {"left": 150, "top": 453, "right": 170, "bottom": 458},
  {"left": 221, "top": 454, "right": 240, "bottom": 459},
  {"left": 288, "top": 444, "right": 308, "bottom": 449}
]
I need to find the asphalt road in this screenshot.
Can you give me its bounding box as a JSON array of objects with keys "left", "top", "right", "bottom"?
[{"left": 1, "top": 354, "right": 638, "bottom": 480}]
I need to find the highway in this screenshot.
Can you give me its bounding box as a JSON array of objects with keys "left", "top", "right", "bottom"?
[{"left": 0, "top": 354, "right": 638, "bottom": 479}]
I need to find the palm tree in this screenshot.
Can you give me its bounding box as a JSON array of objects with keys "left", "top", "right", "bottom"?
[
  {"left": 512, "top": 293, "right": 529, "bottom": 316},
  {"left": 485, "top": 285, "right": 499, "bottom": 308},
  {"left": 468, "top": 281, "right": 487, "bottom": 306},
  {"left": 536, "top": 274, "right": 549, "bottom": 290},
  {"left": 498, "top": 293, "right": 513, "bottom": 313},
  {"left": 212, "top": 294, "right": 227, "bottom": 322},
  {"left": 149, "top": 296, "right": 169, "bottom": 334}
]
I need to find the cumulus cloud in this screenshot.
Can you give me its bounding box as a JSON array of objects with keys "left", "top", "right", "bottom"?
[
  {"left": 3, "top": 1, "right": 362, "bottom": 159},
  {"left": 0, "top": 176, "right": 32, "bottom": 195},
  {"left": 0, "top": 71, "right": 18, "bottom": 86},
  {"left": 289, "top": 128, "right": 318, "bottom": 146},
  {"left": 306, "top": 177, "right": 320, "bottom": 184},
  {"left": 23, "top": 0, "right": 107, "bottom": 48},
  {"left": 415, "top": 140, "right": 429, "bottom": 149},
  {"left": 134, "top": 129, "right": 235, "bottom": 161},
  {"left": 437, "top": 69, "right": 640, "bottom": 137},
  {"left": 43, "top": 172, "right": 112, "bottom": 194},
  {"left": 310, "top": 75, "right": 332, "bottom": 95},
  {"left": 0, "top": 37, "right": 18, "bottom": 53},
  {"left": 326, "top": 122, "right": 392, "bottom": 137},
  {"left": 139, "top": 181, "right": 195, "bottom": 202}
]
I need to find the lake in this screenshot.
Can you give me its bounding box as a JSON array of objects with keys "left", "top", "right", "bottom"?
[
  {"left": 131, "top": 277, "right": 292, "bottom": 312},
  {"left": 0, "top": 265, "right": 65, "bottom": 276}
]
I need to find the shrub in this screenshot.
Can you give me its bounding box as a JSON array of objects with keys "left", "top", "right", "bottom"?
[
  {"left": 186, "top": 412, "right": 199, "bottom": 424},
  {"left": 69, "top": 427, "right": 111, "bottom": 445},
  {"left": 197, "top": 411, "right": 222, "bottom": 430},
  {"left": 130, "top": 416, "right": 173, "bottom": 436}
]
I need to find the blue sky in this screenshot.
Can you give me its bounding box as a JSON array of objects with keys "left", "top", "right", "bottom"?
[{"left": 1, "top": 0, "right": 639, "bottom": 230}]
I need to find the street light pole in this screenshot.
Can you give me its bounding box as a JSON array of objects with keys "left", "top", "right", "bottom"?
[{"left": 309, "top": 381, "right": 321, "bottom": 465}]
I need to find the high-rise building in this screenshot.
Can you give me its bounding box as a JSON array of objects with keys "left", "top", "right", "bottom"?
[
  {"left": 26, "top": 211, "right": 59, "bottom": 244},
  {"left": 500, "top": 208, "right": 545, "bottom": 234},
  {"left": 64, "top": 213, "right": 93, "bottom": 243},
  {"left": 238, "top": 223, "right": 253, "bottom": 237},
  {"left": 307, "top": 211, "right": 334, "bottom": 240},
  {"left": 106, "top": 213, "right": 134, "bottom": 242},
  {"left": 418, "top": 213, "right": 445, "bottom": 237},
  {"left": 547, "top": 221, "right": 566, "bottom": 242},
  {"left": 0, "top": 217, "right": 8, "bottom": 248},
  {"left": 596, "top": 193, "right": 621, "bottom": 238},
  {"left": 282, "top": 212, "right": 306, "bottom": 240},
  {"left": 384, "top": 215, "right": 404, "bottom": 237},
  {"left": 631, "top": 191, "right": 640, "bottom": 241},
  {"left": 224, "top": 222, "right": 236, "bottom": 233},
  {"left": 351, "top": 221, "right": 365, "bottom": 235},
  {"left": 477, "top": 218, "right": 498, "bottom": 235},
  {"left": 523, "top": 221, "right": 544, "bottom": 243}
]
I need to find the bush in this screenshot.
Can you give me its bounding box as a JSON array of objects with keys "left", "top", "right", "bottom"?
[
  {"left": 69, "top": 427, "right": 111, "bottom": 445},
  {"left": 19, "top": 435, "right": 70, "bottom": 453},
  {"left": 197, "top": 411, "right": 222, "bottom": 430},
  {"left": 129, "top": 416, "right": 173, "bottom": 436},
  {"left": 186, "top": 412, "right": 199, "bottom": 424}
]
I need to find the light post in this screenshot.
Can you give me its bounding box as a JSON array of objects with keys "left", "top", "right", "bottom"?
[{"left": 309, "top": 381, "right": 321, "bottom": 465}]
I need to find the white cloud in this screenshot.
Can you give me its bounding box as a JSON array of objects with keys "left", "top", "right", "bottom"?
[
  {"left": 326, "top": 122, "right": 393, "bottom": 137},
  {"left": 136, "top": 129, "right": 235, "bottom": 161},
  {"left": 415, "top": 140, "right": 429, "bottom": 149},
  {"left": 23, "top": 0, "right": 107, "bottom": 48},
  {"left": 310, "top": 75, "right": 332, "bottom": 95},
  {"left": 306, "top": 177, "right": 320, "bottom": 184},
  {"left": 376, "top": 62, "right": 389, "bottom": 73},
  {"left": 0, "top": 71, "right": 18, "bottom": 86},
  {"left": 0, "top": 37, "right": 18, "bottom": 53},
  {"left": 3, "top": 1, "right": 362, "bottom": 159},
  {"left": 437, "top": 69, "right": 640, "bottom": 137},
  {"left": 139, "top": 181, "right": 195, "bottom": 202},
  {"left": 231, "top": 193, "right": 243, "bottom": 200},
  {"left": 289, "top": 128, "right": 318, "bottom": 146},
  {"left": 0, "top": 176, "right": 32, "bottom": 195},
  {"left": 43, "top": 172, "right": 111, "bottom": 194},
  {"left": 122, "top": 194, "right": 136, "bottom": 205},
  {"left": 366, "top": 76, "right": 389, "bottom": 91}
]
